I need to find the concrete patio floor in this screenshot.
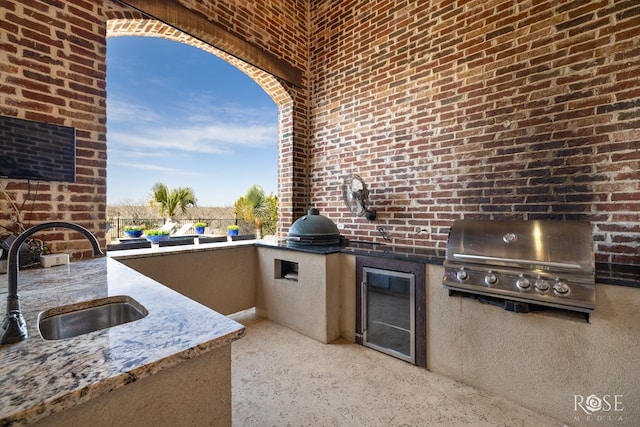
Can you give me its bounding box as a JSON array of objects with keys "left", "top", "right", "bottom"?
[{"left": 230, "top": 309, "right": 563, "bottom": 426}]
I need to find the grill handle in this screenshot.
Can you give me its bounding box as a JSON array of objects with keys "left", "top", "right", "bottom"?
[{"left": 452, "top": 253, "right": 583, "bottom": 270}]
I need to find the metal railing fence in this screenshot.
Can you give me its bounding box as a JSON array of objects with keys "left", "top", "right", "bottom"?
[{"left": 107, "top": 217, "right": 251, "bottom": 239}]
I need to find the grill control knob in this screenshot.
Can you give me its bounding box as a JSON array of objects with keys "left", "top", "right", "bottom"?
[
  {"left": 485, "top": 271, "right": 498, "bottom": 286},
  {"left": 553, "top": 278, "right": 570, "bottom": 294},
  {"left": 516, "top": 274, "right": 531, "bottom": 289},
  {"left": 534, "top": 276, "right": 549, "bottom": 292},
  {"left": 456, "top": 269, "right": 468, "bottom": 281}
]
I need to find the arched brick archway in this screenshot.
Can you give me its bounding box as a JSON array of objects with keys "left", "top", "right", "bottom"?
[{"left": 105, "top": 18, "right": 297, "bottom": 236}]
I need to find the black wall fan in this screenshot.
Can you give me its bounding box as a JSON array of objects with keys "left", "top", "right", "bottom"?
[{"left": 342, "top": 174, "right": 377, "bottom": 220}]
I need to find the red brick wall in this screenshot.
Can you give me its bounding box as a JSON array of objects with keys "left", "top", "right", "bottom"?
[
  {"left": 0, "top": 0, "right": 108, "bottom": 257},
  {"left": 0, "top": 0, "right": 310, "bottom": 255},
  {"left": 309, "top": 0, "right": 640, "bottom": 265},
  {"left": 1, "top": 0, "right": 638, "bottom": 265}
]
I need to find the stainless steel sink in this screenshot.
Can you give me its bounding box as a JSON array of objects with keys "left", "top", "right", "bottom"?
[{"left": 38, "top": 296, "right": 148, "bottom": 340}]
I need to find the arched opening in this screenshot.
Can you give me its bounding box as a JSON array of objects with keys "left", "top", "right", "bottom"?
[{"left": 106, "top": 18, "right": 294, "bottom": 236}]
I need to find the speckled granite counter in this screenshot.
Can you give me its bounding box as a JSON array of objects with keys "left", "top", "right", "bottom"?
[{"left": 0, "top": 257, "right": 245, "bottom": 425}]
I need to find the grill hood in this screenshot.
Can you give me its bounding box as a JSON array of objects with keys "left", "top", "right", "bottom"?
[
  {"left": 443, "top": 219, "right": 596, "bottom": 316},
  {"left": 286, "top": 208, "right": 341, "bottom": 247},
  {"left": 445, "top": 220, "right": 595, "bottom": 274}
]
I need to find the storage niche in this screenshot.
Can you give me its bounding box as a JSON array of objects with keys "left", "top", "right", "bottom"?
[{"left": 275, "top": 259, "right": 299, "bottom": 281}]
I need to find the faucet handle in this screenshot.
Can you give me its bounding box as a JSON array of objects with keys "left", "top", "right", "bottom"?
[{"left": 1, "top": 310, "right": 28, "bottom": 345}]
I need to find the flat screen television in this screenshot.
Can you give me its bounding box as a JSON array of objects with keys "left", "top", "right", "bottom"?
[{"left": 0, "top": 116, "right": 76, "bottom": 182}]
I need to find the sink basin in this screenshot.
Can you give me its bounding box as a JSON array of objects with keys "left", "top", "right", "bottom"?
[{"left": 38, "top": 296, "right": 148, "bottom": 340}]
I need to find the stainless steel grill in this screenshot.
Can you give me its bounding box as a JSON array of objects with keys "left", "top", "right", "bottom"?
[{"left": 443, "top": 220, "right": 595, "bottom": 317}]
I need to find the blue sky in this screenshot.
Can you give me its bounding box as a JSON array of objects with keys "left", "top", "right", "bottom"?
[{"left": 106, "top": 36, "right": 278, "bottom": 207}]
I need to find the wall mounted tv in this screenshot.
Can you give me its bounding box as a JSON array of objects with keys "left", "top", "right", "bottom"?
[{"left": 0, "top": 116, "right": 76, "bottom": 182}]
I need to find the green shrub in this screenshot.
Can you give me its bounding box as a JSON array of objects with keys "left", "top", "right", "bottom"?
[{"left": 145, "top": 229, "right": 170, "bottom": 236}]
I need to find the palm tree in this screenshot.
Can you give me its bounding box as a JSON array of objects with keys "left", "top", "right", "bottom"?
[
  {"left": 149, "top": 182, "right": 197, "bottom": 220},
  {"left": 236, "top": 184, "right": 267, "bottom": 239}
]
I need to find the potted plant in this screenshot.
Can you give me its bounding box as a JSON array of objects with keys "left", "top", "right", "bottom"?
[
  {"left": 227, "top": 224, "right": 239, "bottom": 236},
  {"left": 144, "top": 229, "right": 170, "bottom": 244},
  {"left": 194, "top": 222, "right": 207, "bottom": 234},
  {"left": 124, "top": 225, "right": 145, "bottom": 238}
]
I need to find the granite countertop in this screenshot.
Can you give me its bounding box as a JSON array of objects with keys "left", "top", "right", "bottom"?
[
  {"left": 0, "top": 257, "right": 245, "bottom": 425},
  {"left": 255, "top": 239, "right": 446, "bottom": 264}
]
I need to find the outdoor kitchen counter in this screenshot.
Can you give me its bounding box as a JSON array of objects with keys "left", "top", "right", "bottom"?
[
  {"left": 0, "top": 256, "right": 245, "bottom": 425},
  {"left": 255, "top": 239, "right": 446, "bottom": 264},
  {"left": 107, "top": 237, "right": 257, "bottom": 260},
  {"left": 256, "top": 240, "right": 639, "bottom": 288}
]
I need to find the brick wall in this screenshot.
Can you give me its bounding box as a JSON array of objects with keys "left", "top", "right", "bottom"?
[
  {"left": 309, "top": 0, "right": 640, "bottom": 265},
  {"left": 0, "top": 0, "right": 108, "bottom": 257},
  {"left": 1, "top": 0, "right": 638, "bottom": 265},
  {"left": 0, "top": 0, "right": 310, "bottom": 255}
]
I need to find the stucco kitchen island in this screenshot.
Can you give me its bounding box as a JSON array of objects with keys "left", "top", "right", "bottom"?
[{"left": 0, "top": 256, "right": 245, "bottom": 426}]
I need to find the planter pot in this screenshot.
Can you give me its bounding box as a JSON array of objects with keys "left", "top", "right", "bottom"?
[
  {"left": 227, "top": 229, "right": 239, "bottom": 236},
  {"left": 145, "top": 234, "right": 170, "bottom": 244},
  {"left": 124, "top": 230, "right": 143, "bottom": 238},
  {"left": 195, "top": 226, "right": 205, "bottom": 234}
]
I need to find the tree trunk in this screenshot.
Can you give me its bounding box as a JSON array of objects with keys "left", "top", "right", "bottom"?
[{"left": 255, "top": 218, "right": 263, "bottom": 239}]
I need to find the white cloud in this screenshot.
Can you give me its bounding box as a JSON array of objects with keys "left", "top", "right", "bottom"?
[
  {"left": 110, "top": 160, "right": 205, "bottom": 176},
  {"left": 111, "top": 161, "right": 174, "bottom": 171},
  {"left": 108, "top": 122, "right": 276, "bottom": 155},
  {"left": 107, "top": 98, "right": 161, "bottom": 123},
  {"left": 107, "top": 96, "right": 277, "bottom": 157},
  {"left": 186, "top": 103, "right": 276, "bottom": 125},
  {"left": 107, "top": 148, "right": 176, "bottom": 158}
]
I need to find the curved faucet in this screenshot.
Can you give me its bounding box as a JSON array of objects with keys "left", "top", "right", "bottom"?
[{"left": 1, "top": 221, "right": 104, "bottom": 345}]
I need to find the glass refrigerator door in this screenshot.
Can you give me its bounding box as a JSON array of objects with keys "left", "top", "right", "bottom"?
[{"left": 362, "top": 267, "right": 415, "bottom": 363}]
